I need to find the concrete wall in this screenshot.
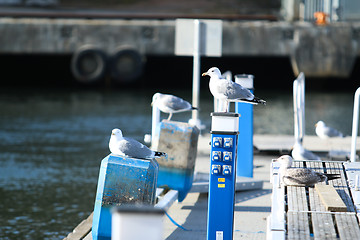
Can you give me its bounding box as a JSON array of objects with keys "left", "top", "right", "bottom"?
[{"left": 0, "top": 17, "right": 359, "bottom": 77}]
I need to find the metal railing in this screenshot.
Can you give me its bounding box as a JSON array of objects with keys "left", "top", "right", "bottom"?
[{"left": 351, "top": 87, "right": 360, "bottom": 162}]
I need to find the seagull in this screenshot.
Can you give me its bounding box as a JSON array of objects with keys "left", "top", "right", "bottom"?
[
  {"left": 151, "top": 93, "right": 198, "bottom": 120},
  {"left": 109, "top": 128, "right": 167, "bottom": 159},
  {"left": 277, "top": 155, "right": 340, "bottom": 187},
  {"left": 291, "top": 141, "right": 321, "bottom": 160},
  {"left": 315, "top": 120, "right": 344, "bottom": 139},
  {"left": 202, "top": 67, "right": 265, "bottom": 112}
]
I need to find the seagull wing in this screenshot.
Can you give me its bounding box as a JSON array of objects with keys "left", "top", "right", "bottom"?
[
  {"left": 162, "top": 95, "right": 192, "bottom": 112},
  {"left": 283, "top": 168, "right": 323, "bottom": 186},
  {"left": 324, "top": 126, "right": 343, "bottom": 137},
  {"left": 215, "top": 79, "right": 253, "bottom": 100},
  {"left": 119, "top": 137, "right": 154, "bottom": 159}
]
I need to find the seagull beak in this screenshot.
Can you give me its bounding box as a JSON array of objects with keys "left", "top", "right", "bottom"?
[
  {"left": 112, "top": 133, "right": 115, "bottom": 135},
  {"left": 151, "top": 101, "right": 154, "bottom": 106},
  {"left": 202, "top": 72, "right": 207, "bottom": 76}
]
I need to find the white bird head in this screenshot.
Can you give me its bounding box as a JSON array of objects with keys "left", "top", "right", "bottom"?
[
  {"left": 151, "top": 93, "right": 162, "bottom": 106},
  {"left": 315, "top": 120, "right": 325, "bottom": 127},
  {"left": 111, "top": 128, "right": 123, "bottom": 138},
  {"left": 277, "top": 155, "right": 293, "bottom": 168},
  {"left": 202, "top": 67, "right": 222, "bottom": 78}
]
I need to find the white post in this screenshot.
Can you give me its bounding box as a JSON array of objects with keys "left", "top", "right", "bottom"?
[
  {"left": 191, "top": 19, "right": 201, "bottom": 123},
  {"left": 351, "top": 87, "right": 360, "bottom": 162},
  {"left": 151, "top": 105, "right": 160, "bottom": 144},
  {"left": 293, "top": 80, "right": 300, "bottom": 143},
  {"left": 299, "top": 73, "right": 305, "bottom": 143}
]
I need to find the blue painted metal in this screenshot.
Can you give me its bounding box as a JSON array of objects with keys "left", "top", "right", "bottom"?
[
  {"left": 153, "top": 120, "right": 199, "bottom": 202},
  {"left": 207, "top": 130, "right": 238, "bottom": 240},
  {"left": 235, "top": 94, "right": 254, "bottom": 178},
  {"left": 157, "top": 167, "right": 194, "bottom": 202},
  {"left": 92, "top": 154, "right": 159, "bottom": 240},
  {"left": 235, "top": 74, "right": 254, "bottom": 178}
]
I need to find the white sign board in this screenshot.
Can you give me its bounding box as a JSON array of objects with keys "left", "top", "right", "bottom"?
[{"left": 175, "top": 19, "right": 222, "bottom": 57}]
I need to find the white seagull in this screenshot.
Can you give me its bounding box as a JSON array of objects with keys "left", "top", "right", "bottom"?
[
  {"left": 202, "top": 67, "right": 265, "bottom": 112},
  {"left": 277, "top": 155, "right": 340, "bottom": 187},
  {"left": 315, "top": 120, "right": 344, "bottom": 139},
  {"left": 109, "top": 128, "right": 167, "bottom": 159},
  {"left": 151, "top": 93, "right": 198, "bottom": 120},
  {"left": 291, "top": 141, "right": 321, "bottom": 160}
]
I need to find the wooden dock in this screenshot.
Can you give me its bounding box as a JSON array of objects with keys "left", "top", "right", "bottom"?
[
  {"left": 64, "top": 134, "right": 360, "bottom": 240},
  {"left": 268, "top": 160, "right": 360, "bottom": 239}
]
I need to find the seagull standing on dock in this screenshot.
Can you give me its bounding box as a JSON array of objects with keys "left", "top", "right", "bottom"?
[
  {"left": 109, "top": 128, "right": 167, "bottom": 159},
  {"left": 151, "top": 93, "right": 198, "bottom": 120},
  {"left": 315, "top": 120, "right": 344, "bottom": 139},
  {"left": 291, "top": 141, "right": 321, "bottom": 160},
  {"left": 277, "top": 155, "right": 340, "bottom": 187},
  {"left": 202, "top": 67, "right": 266, "bottom": 112}
]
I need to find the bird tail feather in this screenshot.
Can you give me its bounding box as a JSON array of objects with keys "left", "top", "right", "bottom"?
[
  {"left": 154, "top": 151, "right": 167, "bottom": 158},
  {"left": 326, "top": 174, "right": 341, "bottom": 181},
  {"left": 239, "top": 97, "right": 266, "bottom": 105},
  {"left": 253, "top": 97, "right": 266, "bottom": 105}
]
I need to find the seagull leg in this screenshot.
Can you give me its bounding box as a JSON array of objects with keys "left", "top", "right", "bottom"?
[
  {"left": 225, "top": 101, "right": 229, "bottom": 112},
  {"left": 167, "top": 113, "right": 173, "bottom": 121}
]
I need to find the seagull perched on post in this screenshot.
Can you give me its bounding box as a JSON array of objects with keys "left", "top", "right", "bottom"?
[
  {"left": 202, "top": 67, "right": 265, "bottom": 112},
  {"left": 277, "top": 155, "right": 340, "bottom": 187},
  {"left": 151, "top": 93, "right": 198, "bottom": 120},
  {"left": 315, "top": 120, "right": 344, "bottom": 139},
  {"left": 109, "top": 128, "right": 167, "bottom": 159}
]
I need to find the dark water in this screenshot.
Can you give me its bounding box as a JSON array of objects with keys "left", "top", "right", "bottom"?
[{"left": 0, "top": 86, "right": 356, "bottom": 239}]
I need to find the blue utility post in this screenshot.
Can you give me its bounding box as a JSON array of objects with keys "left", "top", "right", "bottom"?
[
  {"left": 235, "top": 74, "right": 254, "bottom": 178},
  {"left": 207, "top": 112, "right": 239, "bottom": 240}
]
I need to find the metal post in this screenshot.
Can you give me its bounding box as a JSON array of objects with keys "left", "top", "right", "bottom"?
[
  {"left": 235, "top": 74, "right": 254, "bottom": 177},
  {"left": 293, "top": 73, "right": 305, "bottom": 144},
  {"left": 151, "top": 105, "right": 160, "bottom": 144},
  {"left": 207, "top": 112, "right": 239, "bottom": 240},
  {"left": 351, "top": 87, "right": 360, "bottom": 162},
  {"left": 191, "top": 19, "right": 201, "bottom": 124}
]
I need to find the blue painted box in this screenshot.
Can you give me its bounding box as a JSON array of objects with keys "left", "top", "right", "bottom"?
[
  {"left": 92, "top": 154, "right": 159, "bottom": 240},
  {"left": 152, "top": 120, "right": 199, "bottom": 202}
]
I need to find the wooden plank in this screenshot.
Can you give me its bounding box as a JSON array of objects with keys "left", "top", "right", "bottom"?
[
  {"left": 315, "top": 184, "right": 347, "bottom": 212},
  {"left": 343, "top": 161, "right": 360, "bottom": 221},
  {"left": 64, "top": 212, "right": 93, "bottom": 240},
  {"left": 335, "top": 214, "right": 360, "bottom": 239},
  {"left": 287, "top": 185, "right": 311, "bottom": 240},
  {"left": 326, "top": 162, "right": 355, "bottom": 211},
  {"left": 306, "top": 161, "right": 337, "bottom": 239}
]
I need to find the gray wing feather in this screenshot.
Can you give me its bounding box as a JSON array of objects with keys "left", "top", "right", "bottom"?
[
  {"left": 324, "top": 126, "right": 343, "bottom": 137},
  {"left": 162, "top": 95, "right": 192, "bottom": 111},
  {"left": 284, "top": 168, "right": 323, "bottom": 186},
  {"left": 216, "top": 80, "right": 254, "bottom": 100},
  {"left": 119, "top": 137, "right": 153, "bottom": 158}
]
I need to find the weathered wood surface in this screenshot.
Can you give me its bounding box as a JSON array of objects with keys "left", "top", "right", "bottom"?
[
  {"left": 268, "top": 160, "right": 360, "bottom": 240},
  {"left": 315, "top": 184, "right": 347, "bottom": 212},
  {"left": 64, "top": 212, "right": 93, "bottom": 240}
]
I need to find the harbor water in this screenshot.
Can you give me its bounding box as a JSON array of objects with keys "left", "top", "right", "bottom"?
[{"left": 0, "top": 86, "right": 356, "bottom": 239}]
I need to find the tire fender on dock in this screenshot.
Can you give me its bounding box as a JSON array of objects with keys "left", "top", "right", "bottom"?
[
  {"left": 71, "top": 45, "right": 108, "bottom": 83},
  {"left": 110, "top": 47, "right": 144, "bottom": 83}
]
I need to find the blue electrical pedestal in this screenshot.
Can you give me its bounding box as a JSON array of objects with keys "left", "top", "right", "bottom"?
[
  {"left": 207, "top": 112, "right": 239, "bottom": 240},
  {"left": 235, "top": 74, "right": 254, "bottom": 178},
  {"left": 92, "top": 154, "right": 159, "bottom": 240}
]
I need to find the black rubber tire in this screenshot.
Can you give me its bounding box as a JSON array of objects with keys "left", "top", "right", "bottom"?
[
  {"left": 71, "top": 46, "right": 107, "bottom": 83},
  {"left": 110, "top": 48, "right": 144, "bottom": 83}
]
